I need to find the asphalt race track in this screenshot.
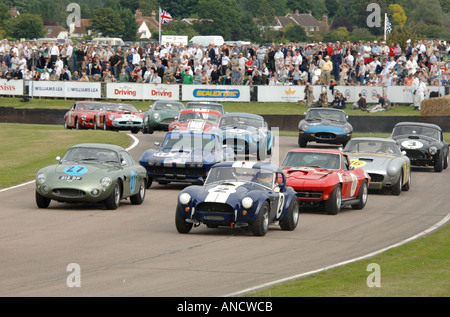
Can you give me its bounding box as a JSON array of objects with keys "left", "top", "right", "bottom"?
[{"left": 0, "top": 131, "right": 449, "bottom": 297}]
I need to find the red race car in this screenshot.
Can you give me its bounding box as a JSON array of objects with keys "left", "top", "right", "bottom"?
[
  {"left": 94, "top": 103, "right": 144, "bottom": 134},
  {"left": 64, "top": 101, "right": 109, "bottom": 130},
  {"left": 168, "top": 109, "right": 222, "bottom": 132},
  {"left": 281, "top": 148, "right": 370, "bottom": 215}
]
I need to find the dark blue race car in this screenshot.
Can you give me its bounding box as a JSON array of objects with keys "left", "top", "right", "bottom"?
[
  {"left": 298, "top": 108, "right": 353, "bottom": 148},
  {"left": 139, "top": 131, "right": 234, "bottom": 187},
  {"left": 175, "top": 161, "right": 299, "bottom": 236}
]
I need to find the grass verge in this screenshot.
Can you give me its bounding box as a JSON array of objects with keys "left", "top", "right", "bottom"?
[
  {"left": 246, "top": 223, "right": 450, "bottom": 297},
  {"left": 0, "top": 123, "right": 131, "bottom": 188},
  {"left": 0, "top": 97, "right": 421, "bottom": 116}
]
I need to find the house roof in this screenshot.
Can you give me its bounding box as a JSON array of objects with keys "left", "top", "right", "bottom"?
[
  {"left": 277, "top": 12, "right": 322, "bottom": 28},
  {"left": 72, "top": 19, "right": 92, "bottom": 34},
  {"left": 45, "top": 25, "right": 67, "bottom": 38},
  {"left": 136, "top": 17, "right": 159, "bottom": 31}
]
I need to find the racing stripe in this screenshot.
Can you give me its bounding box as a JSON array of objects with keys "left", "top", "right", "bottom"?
[
  {"left": 205, "top": 182, "right": 246, "bottom": 203},
  {"left": 232, "top": 161, "right": 256, "bottom": 169}
]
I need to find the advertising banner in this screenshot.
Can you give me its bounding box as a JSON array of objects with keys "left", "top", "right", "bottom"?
[
  {"left": 182, "top": 85, "right": 250, "bottom": 102},
  {"left": 258, "top": 85, "right": 304, "bottom": 102},
  {"left": 143, "top": 84, "right": 180, "bottom": 100},
  {"left": 106, "top": 82, "right": 144, "bottom": 100},
  {"left": 0, "top": 79, "right": 23, "bottom": 96},
  {"left": 31, "top": 81, "right": 65, "bottom": 97},
  {"left": 65, "top": 82, "right": 101, "bottom": 99}
]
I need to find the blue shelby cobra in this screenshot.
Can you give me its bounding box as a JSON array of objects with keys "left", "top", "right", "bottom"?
[
  {"left": 298, "top": 108, "right": 353, "bottom": 147},
  {"left": 175, "top": 161, "right": 299, "bottom": 236},
  {"left": 139, "top": 131, "right": 235, "bottom": 187},
  {"left": 214, "top": 113, "right": 274, "bottom": 160}
]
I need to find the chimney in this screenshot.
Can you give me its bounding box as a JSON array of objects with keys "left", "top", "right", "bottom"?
[
  {"left": 152, "top": 10, "right": 156, "bottom": 18},
  {"left": 309, "top": 10, "right": 312, "bottom": 16},
  {"left": 295, "top": 9, "right": 299, "bottom": 14},
  {"left": 135, "top": 9, "right": 142, "bottom": 19}
]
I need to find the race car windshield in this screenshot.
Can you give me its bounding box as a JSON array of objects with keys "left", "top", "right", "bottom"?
[
  {"left": 219, "top": 116, "right": 263, "bottom": 128},
  {"left": 187, "top": 104, "right": 223, "bottom": 114},
  {"left": 76, "top": 103, "right": 104, "bottom": 111},
  {"left": 105, "top": 104, "right": 137, "bottom": 112},
  {"left": 62, "top": 148, "right": 120, "bottom": 164},
  {"left": 306, "top": 109, "right": 345, "bottom": 122},
  {"left": 344, "top": 141, "right": 401, "bottom": 155},
  {"left": 282, "top": 152, "right": 341, "bottom": 170},
  {"left": 179, "top": 112, "right": 220, "bottom": 122},
  {"left": 205, "top": 167, "right": 274, "bottom": 188},
  {"left": 392, "top": 126, "right": 440, "bottom": 141},
  {"left": 153, "top": 103, "right": 183, "bottom": 111},
  {"left": 161, "top": 135, "right": 217, "bottom": 151}
]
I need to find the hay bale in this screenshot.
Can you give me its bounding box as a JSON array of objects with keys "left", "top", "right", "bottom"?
[{"left": 421, "top": 94, "right": 450, "bottom": 116}]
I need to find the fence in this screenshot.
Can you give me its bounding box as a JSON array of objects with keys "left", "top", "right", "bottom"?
[{"left": 0, "top": 79, "right": 447, "bottom": 104}]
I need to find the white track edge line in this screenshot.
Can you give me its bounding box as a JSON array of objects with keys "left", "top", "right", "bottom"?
[
  {"left": 224, "top": 212, "right": 450, "bottom": 297},
  {"left": 0, "top": 133, "right": 139, "bottom": 193}
]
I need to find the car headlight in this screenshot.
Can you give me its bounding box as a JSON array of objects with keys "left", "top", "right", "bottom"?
[
  {"left": 81, "top": 115, "right": 86, "bottom": 121},
  {"left": 108, "top": 114, "right": 115, "bottom": 120},
  {"left": 152, "top": 113, "right": 160, "bottom": 121},
  {"left": 242, "top": 197, "right": 253, "bottom": 209},
  {"left": 343, "top": 127, "right": 351, "bottom": 134},
  {"left": 172, "top": 125, "right": 178, "bottom": 130},
  {"left": 37, "top": 173, "right": 46, "bottom": 184},
  {"left": 100, "top": 176, "right": 112, "bottom": 188},
  {"left": 179, "top": 193, "right": 191, "bottom": 205},
  {"left": 300, "top": 123, "right": 309, "bottom": 131},
  {"left": 429, "top": 146, "right": 437, "bottom": 155},
  {"left": 252, "top": 133, "right": 262, "bottom": 143}
]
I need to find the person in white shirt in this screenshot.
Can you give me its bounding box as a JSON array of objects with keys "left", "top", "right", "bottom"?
[
  {"left": 40, "top": 68, "right": 50, "bottom": 80},
  {"left": 406, "top": 56, "right": 418, "bottom": 75},
  {"left": 412, "top": 75, "right": 426, "bottom": 110},
  {"left": 54, "top": 56, "right": 64, "bottom": 76}
]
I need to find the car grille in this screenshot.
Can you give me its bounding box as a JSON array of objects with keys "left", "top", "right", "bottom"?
[
  {"left": 223, "top": 138, "right": 248, "bottom": 151},
  {"left": 295, "top": 191, "right": 323, "bottom": 199},
  {"left": 116, "top": 120, "right": 141, "bottom": 125},
  {"left": 368, "top": 173, "right": 384, "bottom": 182},
  {"left": 161, "top": 118, "right": 175, "bottom": 124},
  {"left": 315, "top": 132, "right": 336, "bottom": 140},
  {"left": 196, "top": 202, "right": 234, "bottom": 213},
  {"left": 52, "top": 188, "right": 86, "bottom": 197},
  {"left": 404, "top": 149, "right": 427, "bottom": 160},
  {"left": 148, "top": 166, "right": 206, "bottom": 177}
]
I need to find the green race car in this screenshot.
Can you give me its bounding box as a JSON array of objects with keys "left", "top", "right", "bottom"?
[
  {"left": 35, "top": 143, "right": 148, "bottom": 210},
  {"left": 142, "top": 100, "right": 185, "bottom": 134}
]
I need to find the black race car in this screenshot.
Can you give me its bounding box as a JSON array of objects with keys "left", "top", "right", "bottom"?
[{"left": 391, "top": 122, "right": 448, "bottom": 172}]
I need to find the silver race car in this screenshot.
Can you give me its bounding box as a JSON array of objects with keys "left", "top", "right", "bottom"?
[{"left": 344, "top": 137, "right": 411, "bottom": 195}]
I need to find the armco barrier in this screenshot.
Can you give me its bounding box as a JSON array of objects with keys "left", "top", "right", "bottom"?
[{"left": 1, "top": 107, "right": 449, "bottom": 133}]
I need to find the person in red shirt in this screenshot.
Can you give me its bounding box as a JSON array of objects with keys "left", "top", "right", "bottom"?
[
  {"left": 388, "top": 42, "right": 396, "bottom": 59},
  {"left": 245, "top": 58, "right": 253, "bottom": 76}
]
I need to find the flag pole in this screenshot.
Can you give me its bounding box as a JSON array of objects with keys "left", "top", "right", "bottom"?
[
  {"left": 158, "top": 7, "right": 161, "bottom": 44},
  {"left": 384, "top": 13, "right": 387, "bottom": 42}
]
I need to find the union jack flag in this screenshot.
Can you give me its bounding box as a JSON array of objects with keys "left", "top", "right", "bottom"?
[{"left": 160, "top": 9, "right": 173, "bottom": 24}]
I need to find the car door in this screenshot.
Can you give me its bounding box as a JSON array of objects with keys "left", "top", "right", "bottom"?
[
  {"left": 340, "top": 154, "right": 355, "bottom": 199},
  {"left": 118, "top": 151, "right": 134, "bottom": 198},
  {"left": 267, "top": 172, "right": 285, "bottom": 221}
]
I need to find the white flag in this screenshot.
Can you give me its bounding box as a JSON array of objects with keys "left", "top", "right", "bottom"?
[{"left": 385, "top": 15, "right": 392, "bottom": 34}]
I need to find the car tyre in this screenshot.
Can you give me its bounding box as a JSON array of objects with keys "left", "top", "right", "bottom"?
[
  {"left": 402, "top": 170, "right": 411, "bottom": 191},
  {"left": 279, "top": 197, "right": 299, "bottom": 231},
  {"left": 391, "top": 173, "right": 402, "bottom": 195},
  {"left": 352, "top": 180, "right": 368, "bottom": 210},
  {"left": 175, "top": 206, "right": 193, "bottom": 234},
  {"left": 298, "top": 135, "right": 307, "bottom": 148},
  {"left": 104, "top": 182, "right": 121, "bottom": 210},
  {"left": 36, "top": 191, "right": 51, "bottom": 208},
  {"left": 434, "top": 153, "right": 444, "bottom": 172},
  {"left": 325, "top": 184, "right": 342, "bottom": 215},
  {"left": 130, "top": 179, "right": 146, "bottom": 205},
  {"left": 250, "top": 201, "right": 270, "bottom": 236}
]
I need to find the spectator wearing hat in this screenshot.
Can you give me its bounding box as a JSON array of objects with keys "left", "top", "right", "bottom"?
[{"left": 321, "top": 55, "right": 333, "bottom": 86}]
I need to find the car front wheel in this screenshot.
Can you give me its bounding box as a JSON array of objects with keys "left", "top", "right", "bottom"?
[
  {"left": 326, "top": 184, "right": 342, "bottom": 215},
  {"left": 36, "top": 191, "right": 51, "bottom": 208},
  {"left": 352, "top": 180, "right": 368, "bottom": 210},
  {"left": 105, "top": 182, "right": 121, "bottom": 210},
  {"left": 279, "top": 197, "right": 299, "bottom": 231},
  {"left": 175, "top": 206, "right": 193, "bottom": 234},
  {"left": 250, "top": 201, "right": 270, "bottom": 236},
  {"left": 130, "top": 179, "right": 146, "bottom": 205}
]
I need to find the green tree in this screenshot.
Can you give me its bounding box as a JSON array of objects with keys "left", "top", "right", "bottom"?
[
  {"left": 4, "top": 13, "right": 45, "bottom": 39},
  {"left": 119, "top": 8, "right": 138, "bottom": 41},
  {"left": 323, "top": 26, "right": 349, "bottom": 42},
  {"left": 283, "top": 24, "right": 307, "bottom": 42},
  {"left": 388, "top": 4, "right": 407, "bottom": 29},
  {"left": 90, "top": 7, "right": 125, "bottom": 38}
]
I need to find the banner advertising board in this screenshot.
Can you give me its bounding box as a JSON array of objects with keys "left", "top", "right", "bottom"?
[{"left": 181, "top": 85, "right": 250, "bottom": 102}]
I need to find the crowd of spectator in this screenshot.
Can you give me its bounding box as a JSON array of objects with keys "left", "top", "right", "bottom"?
[{"left": 0, "top": 38, "right": 449, "bottom": 88}]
